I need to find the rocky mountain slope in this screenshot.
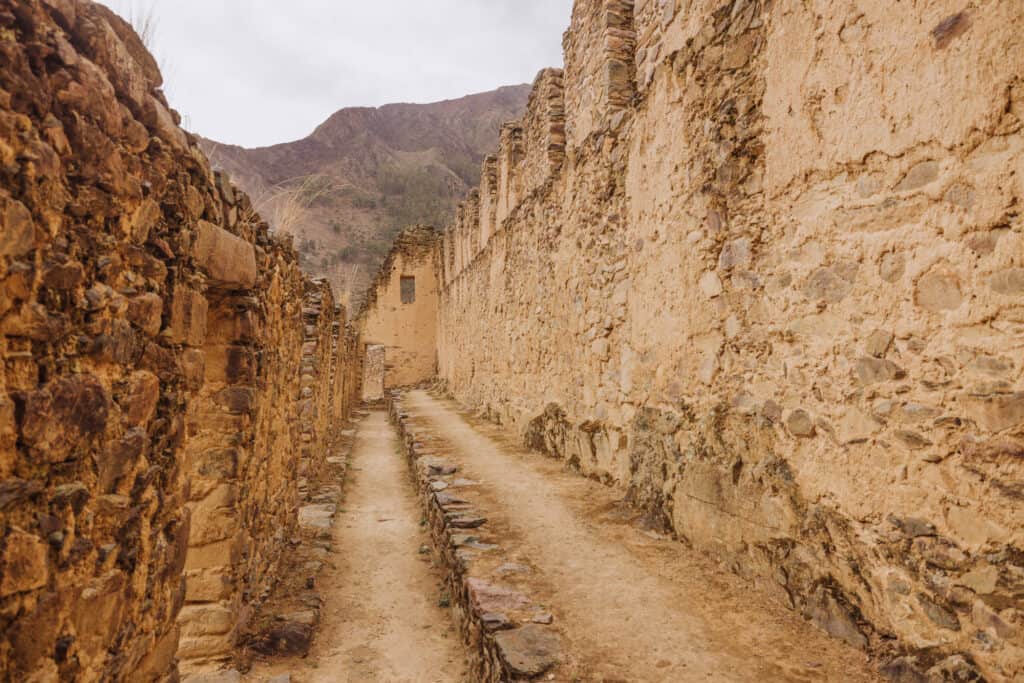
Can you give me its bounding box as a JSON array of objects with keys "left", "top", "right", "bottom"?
[{"left": 201, "top": 85, "right": 531, "bottom": 306}]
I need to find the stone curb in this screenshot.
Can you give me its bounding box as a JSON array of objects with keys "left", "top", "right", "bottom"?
[{"left": 388, "top": 392, "right": 563, "bottom": 682}]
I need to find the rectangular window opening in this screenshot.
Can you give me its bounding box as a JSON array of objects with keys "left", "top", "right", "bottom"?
[{"left": 400, "top": 276, "right": 416, "bottom": 304}]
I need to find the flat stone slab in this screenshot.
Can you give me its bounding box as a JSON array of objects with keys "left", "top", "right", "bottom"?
[
  {"left": 466, "top": 578, "right": 531, "bottom": 613},
  {"left": 449, "top": 515, "right": 487, "bottom": 529},
  {"left": 427, "top": 462, "right": 458, "bottom": 476},
  {"left": 298, "top": 503, "right": 336, "bottom": 530},
  {"left": 481, "top": 611, "right": 513, "bottom": 631},
  {"left": 494, "top": 624, "right": 561, "bottom": 677},
  {"left": 435, "top": 492, "right": 468, "bottom": 506},
  {"left": 182, "top": 671, "right": 242, "bottom": 683}
]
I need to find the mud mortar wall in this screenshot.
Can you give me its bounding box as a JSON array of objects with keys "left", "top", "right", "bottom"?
[
  {"left": 438, "top": 0, "right": 1024, "bottom": 678},
  {"left": 0, "top": 1, "right": 357, "bottom": 680}
]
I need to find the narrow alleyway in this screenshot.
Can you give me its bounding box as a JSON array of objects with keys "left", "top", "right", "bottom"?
[
  {"left": 248, "top": 411, "right": 467, "bottom": 683},
  {"left": 400, "top": 390, "right": 881, "bottom": 682}
]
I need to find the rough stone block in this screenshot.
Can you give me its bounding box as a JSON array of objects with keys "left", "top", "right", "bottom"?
[
  {"left": 178, "top": 604, "right": 235, "bottom": 637},
  {"left": 493, "top": 624, "right": 561, "bottom": 677},
  {"left": 963, "top": 392, "right": 1024, "bottom": 432},
  {"left": 185, "top": 568, "right": 233, "bottom": 603},
  {"left": 188, "top": 484, "right": 238, "bottom": 546},
  {"left": 192, "top": 220, "right": 258, "bottom": 289},
  {"left": 0, "top": 192, "right": 35, "bottom": 257},
  {"left": 121, "top": 370, "right": 160, "bottom": 426},
  {"left": 127, "top": 293, "right": 164, "bottom": 337},
  {"left": 182, "top": 671, "right": 242, "bottom": 683},
  {"left": 0, "top": 528, "right": 49, "bottom": 597},
  {"left": 168, "top": 287, "right": 209, "bottom": 347},
  {"left": 20, "top": 374, "right": 110, "bottom": 461}
]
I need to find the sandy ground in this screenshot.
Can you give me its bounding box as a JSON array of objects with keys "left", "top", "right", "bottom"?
[
  {"left": 246, "top": 411, "right": 467, "bottom": 683},
  {"left": 402, "top": 390, "right": 881, "bottom": 683},
  {"left": 242, "top": 396, "right": 881, "bottom": 682}
]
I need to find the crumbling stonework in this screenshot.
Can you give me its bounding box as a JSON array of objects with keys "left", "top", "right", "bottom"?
[
  {"left": 438, "top": 0, "right": 1024, "bottom": 679},
  {"left": 389, "top": 393, "right": 564, "bottom": 681},
  {"left": 0, "top": 2, "right": 357, "bottom": 680},
  {"left": 356, "top": 225, "right": 440, "bottom": 397},
  {"left": 177, "top": 278, "right": 345, "bottom": 673}
]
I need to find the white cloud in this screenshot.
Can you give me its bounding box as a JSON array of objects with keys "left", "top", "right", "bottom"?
[{"left": 103, "top": 0, "right": 574, "bottom": 147}]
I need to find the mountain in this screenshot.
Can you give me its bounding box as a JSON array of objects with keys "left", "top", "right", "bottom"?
[{"left": 200, "top": 85, "right": 532, "bottom": 308}]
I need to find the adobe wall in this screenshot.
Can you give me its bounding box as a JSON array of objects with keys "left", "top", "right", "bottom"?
[
  {"left": 438, "top": 0, "right": 1024, "bottom": 679},
  {"left": 357, "top": 225, "right": 440, "bottom": 394},
  {"left": 0, "top": 2, "right": 357, "bottom": 680}
]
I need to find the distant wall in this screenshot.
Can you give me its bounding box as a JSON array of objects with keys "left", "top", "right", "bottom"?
[
  {"left": 438, "top": 0, "right": 1024, "bottom": 679},
  {"left": 0, "top": 2, "right": 358, "bottom": 680},
  {"left": 357, "top": 226, "right": 440, "bottom": 393}
]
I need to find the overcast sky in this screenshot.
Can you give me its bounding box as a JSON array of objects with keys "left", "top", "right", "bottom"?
[{"left": 103, "top": 1, "right": 574, "bottom": 148}]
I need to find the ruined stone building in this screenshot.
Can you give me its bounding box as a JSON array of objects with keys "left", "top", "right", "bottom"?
[
  {"left": 355, "top": 225, "right": 439, "bottom": 401},
  {"left": 0, "top": 2, "right": 362, "bottom": 679},
  {"left": 1, "top": 0, "right": 1023, "bottom": 682}
]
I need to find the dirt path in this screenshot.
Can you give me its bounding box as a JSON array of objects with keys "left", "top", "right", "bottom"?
[
  {"left": 403, "top": 390, "right": 880, "bottom": 683},
  {"left": 248, "top": 410, "right": 466, "bottom": 683}
]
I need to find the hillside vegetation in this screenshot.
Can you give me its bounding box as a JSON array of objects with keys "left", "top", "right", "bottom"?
[{"left": 201, "top": 85, "right": 531, "bottom": 307}]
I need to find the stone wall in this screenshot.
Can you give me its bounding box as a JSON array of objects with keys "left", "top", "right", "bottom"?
[
  {"left": 177, "top": 275, "right": 345, "bottom": 673},
  {"left": 438, "top": 0, "right": 1024, "bottom": 679},
  {"left": 356, "top": 225, "right": 440, "bottom": 394},
  {"left": 562, "top": 0, "right": 635, "bottom": 149},
  {"left": 0, "top": 2, "right": 357, "bottom": 680}
]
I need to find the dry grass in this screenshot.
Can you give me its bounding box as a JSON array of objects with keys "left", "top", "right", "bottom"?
[
  {"left": 119, "top": 0, "right": 171, "bottom": 83},
  {"left": 255, "top": 175, "right": 347, "bottom": 234},
  {"left": 335, "top": 262, "right": 363, "bottom": 311},
  {"left": 124, "top": 1, "right": 159, "bottom": 51}
]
